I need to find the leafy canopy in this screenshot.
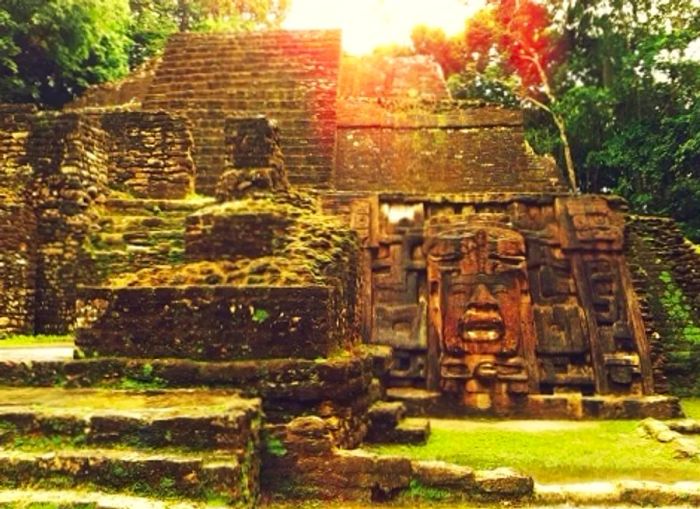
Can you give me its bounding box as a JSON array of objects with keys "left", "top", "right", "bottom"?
[
  {"left": 0, "top": 0, "right": 131, "bottom": 106},
  {"left": 0, "top": 0, "right": 290, "bottom": 106}
]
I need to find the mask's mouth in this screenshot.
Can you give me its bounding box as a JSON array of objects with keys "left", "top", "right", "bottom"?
[{"left": 460, "top": 309, "right": 504, "bottom": 342}]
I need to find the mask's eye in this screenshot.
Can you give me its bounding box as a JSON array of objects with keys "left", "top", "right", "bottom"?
[{"left": 490, "top": 284, "right": 507, "bottom": 294}]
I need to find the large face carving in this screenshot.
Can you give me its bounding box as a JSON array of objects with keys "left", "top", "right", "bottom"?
[{"left": 426, "top": 219, "right": 536, "bottom": 409}]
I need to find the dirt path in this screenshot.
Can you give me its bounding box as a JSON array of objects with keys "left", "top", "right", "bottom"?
[{"left": 426, "top": 418, "right": 599, "bottom": 433}]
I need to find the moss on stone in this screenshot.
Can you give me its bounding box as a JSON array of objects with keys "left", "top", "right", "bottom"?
[
  {"left": 0, "top": 334, "right": 73, "bottom": 345},
  {"left": 109, "top": 191, "right": 359, "bottom": 288}
]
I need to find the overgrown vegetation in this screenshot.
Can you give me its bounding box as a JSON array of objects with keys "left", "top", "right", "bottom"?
[{"left": 109, "top": 193, "right": 358, "bottom": 287}]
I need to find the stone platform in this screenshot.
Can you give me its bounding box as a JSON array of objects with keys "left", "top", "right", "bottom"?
[
  {"left": 386, "top": 387, "right": 682, "bottom": 420},
  {"left": 0, "top": 388, "right": 262, "bottom": 507}
]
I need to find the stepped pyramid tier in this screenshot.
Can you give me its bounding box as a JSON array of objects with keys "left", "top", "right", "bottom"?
[
  {"left": 0, "top": 387, "right": 262, "bottom": 506},
  {"left": 143, "top": 30, "right": 341, "bottom": 194},
  {"left": 0, "top": 25, "right": 697, "bottom": 505},
  {"left": 75, "top": 118, "right": 361, "bottom": 362}
]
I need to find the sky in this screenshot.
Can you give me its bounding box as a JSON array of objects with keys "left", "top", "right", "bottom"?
[{"left": 282, "top": 0, "right": 486, "bottom": 55}]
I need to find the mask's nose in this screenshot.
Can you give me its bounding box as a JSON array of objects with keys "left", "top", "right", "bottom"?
[{"left": 468, "top": 283, "right": 499, "bottom": 310}]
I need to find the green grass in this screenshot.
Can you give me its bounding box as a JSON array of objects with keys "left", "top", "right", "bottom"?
[
  {"left": 682, "top": 398, "right": 700, "bottom": 419},
  {"left": 0, "top": 334, "right": 73, "bottom": 347},
  {"left": 366, "top": 402, "right": 700, "bottom": 484}
]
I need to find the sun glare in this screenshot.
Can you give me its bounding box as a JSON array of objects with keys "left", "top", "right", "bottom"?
[{"left": 283, "top": 0, "right": 485, "bottom": 55}]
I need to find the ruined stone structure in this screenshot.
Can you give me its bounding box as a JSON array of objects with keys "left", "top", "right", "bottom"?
[{"left": 0, "top": 28, "right": 696, "bottom": 507}]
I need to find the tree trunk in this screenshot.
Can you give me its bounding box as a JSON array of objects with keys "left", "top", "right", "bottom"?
[{"left": 553, "top": 113, "right": 578, "bottom": 192}]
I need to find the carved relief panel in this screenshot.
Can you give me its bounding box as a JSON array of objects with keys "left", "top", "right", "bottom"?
[
  {"left": 557, "top": 197, "right": 654, "bottom": 394},
  {"left": 372, "top": 201, "right": 428, "bottom": 383},
  {"left": 425, "top": 215, "right": 539, "bottom": 411},
  {"left": 350, "top": 194, "right": 655, "bottom": 408}
]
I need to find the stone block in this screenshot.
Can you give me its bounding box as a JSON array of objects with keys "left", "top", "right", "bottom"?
[
  {"left": 75, "top": 285, "right": 351, "bottom": 361},
  {"left": 474, "top": 467, "right": 533, "bottom": 498},
  {"left": 411, "top": 460, "right": 476, "bottom": 490},
  {"left": 185, "top": 209, "right": 291, "bottom": 261}
]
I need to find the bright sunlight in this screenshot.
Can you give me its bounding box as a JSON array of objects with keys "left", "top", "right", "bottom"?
[{"left": 282, "top": 0, "right": 485, "bottom": 54}]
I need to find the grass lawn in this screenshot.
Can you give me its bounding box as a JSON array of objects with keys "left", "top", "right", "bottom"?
[
  {"left": 366, "top": 398, "right": 700, "bottom": 484},
  {"left": 683, "top": 398, "right": 700, "bottom": 419},
  {"left": 0, "top": 334, "right": 73, "bottom": 347}
]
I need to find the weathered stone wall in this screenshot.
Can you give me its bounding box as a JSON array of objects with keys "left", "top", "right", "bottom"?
[
  {"left": 0, "top": 104, "right": 35, "bottom": 191},
  {"left": 0, "top": 203, "right": 37, "bottom": 334},
  {"left": 334, "top": 105, "right": 566, "bottom": 193},
  {"left": 75, "top": 286, "right": 353, "bottom": 360},
  {"left": 0, "top": 106, "right": 202, "bottom": 333},
  {"left": 99, "top": 111, "right": 194, "bottom": 198},
  {"left": 143, "top": 30, "right": 340, "bottom": 194},
  {"left": 626, "top": 216, "right": 700, "bottom": 395},
  {"left": 28, "top": 114, "right": 109, "bottom": 333},
  {"left": 338, "top": 54, "right": 450, "bottom": 101},
  {"left": 0, "top": 105, "right": 37, "bottom": 334},
  {"left": 1, "top": 108, "right": 110, "bottom": 334}
]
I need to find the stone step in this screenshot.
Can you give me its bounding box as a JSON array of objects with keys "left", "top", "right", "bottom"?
[
  {"left": 0, "top": 388, "right": 261, "bottom": 452},
  {"left": 93, "top": 230, "right": 185, "bottom": 250},
  {"left": 366, "top": 401, "right": 406, "bottom": 433},
  {"left": 0, "top": 488, "right": 216, "bottom": 509},
  {"left": 159, "top": 50, "right": 336, "bottom": 62},
  {"left": 148, "top": 71, "right": 334, "bottom": 85},
  {"left": 365, "top": 413, "right": 431, "bottom": 445},
  {"left": 535, "top": 480, "right": 700, "bottom": 506},
  {"left": 102, "top": 198, "right": 215, "bottom": 216},
  {"left": 0, "top": 449, "right": 247, "bottom": 503},
  {"left": 0, "top": 356, "right": 375, "bottom": 423},
  {"left": 96, "top": 215, "right": 186, "bottom": 233},
  {"left": 386, "top": 387, "right": 443, "bottom": 416},
  {"left": 90, "top": 247, "right": 185, "bottom": 274}
]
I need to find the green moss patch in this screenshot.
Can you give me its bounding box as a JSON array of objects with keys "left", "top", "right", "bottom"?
[
  {"left": 109, "top": 191, "right": 358, "bottom": 287},
  {"left": 659, "top": 271, "right": 700, "bottom": 345},
  {"left": 0, "top": 335, "right": 73, "bottom": 347}
]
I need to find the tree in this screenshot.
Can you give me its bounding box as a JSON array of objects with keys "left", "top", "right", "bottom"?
[
  {"left": 464, "top": 0, "right": 579, "bottom": 191},
  {"left": 411, "top": 25, "right": 466, "bottom": 76},
  {"left": 552, "top": 0, "right": 700, "bottom": 237},
  {"left": 0, "top": 0, "right": 131, "bottom": 106}
]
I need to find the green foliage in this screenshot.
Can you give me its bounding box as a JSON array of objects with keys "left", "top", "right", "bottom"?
[
  {"left": 547, "top": 0, "right": 700, "bottom": 235},
  {"left": 0, "top": 0, "right": 131, "bottom": 106},
  {"left": 265, "top": 435, "right": 287, "bottom": 457},
  {"left": 127, "top": 0, "right": 179, "bottom": 67},
  {"left": 252, "top": 307, "right": 270, "bottom": 324},
  {"left": 659, "top": 271, "right": 700, "bottom": 344},
  {"left": 1, "top": 0, "right": 290, "bottom": 106},
  {"left": 403, "top": 479, "right": 451, "bottom": 502},
  {"left": 411, "top": 25, "right": 466, "bottom": 75}
]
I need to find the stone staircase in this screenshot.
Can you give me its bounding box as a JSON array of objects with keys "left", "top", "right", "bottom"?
[
  {"left": 143, "top": 31, "right": 340, "bottom": 194},
  {"left": 0, "top": 387, "right": 261, "bottom": 508},
  {"left": 88, "top": 197, "right": 214, "bottom": 281}
]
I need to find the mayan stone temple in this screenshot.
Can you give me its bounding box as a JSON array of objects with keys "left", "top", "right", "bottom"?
[{"left": 0, "top": 29, "right": 698, "bottom": 506}]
